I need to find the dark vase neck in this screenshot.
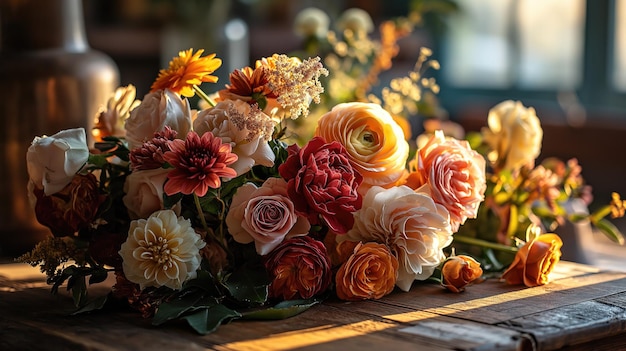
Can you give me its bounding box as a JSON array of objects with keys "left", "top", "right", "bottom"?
[{"left": 0, "top": 0, "right": 88, "bottom": 52}]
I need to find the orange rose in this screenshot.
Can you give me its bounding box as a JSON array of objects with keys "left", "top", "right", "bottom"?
[
  {"left": 315, "top": 102, "right": 409, "bottom": 193},
  {"left": 441, "top": 255, "right": 483, "bottom": 293},
  {"left": 501, "top": 233, "right": 563, "bottom": 287},
  {"left": 335, "top": 242, "right": 398, "bottom": 301}
]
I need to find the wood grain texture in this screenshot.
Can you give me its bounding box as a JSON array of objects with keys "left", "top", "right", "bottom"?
[{"left": 1, "top": 261, "right": 626, "bottom": 351}]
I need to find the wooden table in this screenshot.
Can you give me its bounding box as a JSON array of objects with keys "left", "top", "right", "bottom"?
[{"left": 1, "top": 260, "right": 626, "bottom": 351}]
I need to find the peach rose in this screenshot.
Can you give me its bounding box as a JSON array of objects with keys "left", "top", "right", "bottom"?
[
  {"left": 340, "top": 185, "right": 452, "bottom": 292},
  {"left": 122, "top": 168, "right": 178, "bottom": 219},
  {"left": 193, "top": 99, "right": 275, "bottom": 177},
  {"left": 441, "top": 255, "right": 483, "bottom": 293},
  {"left": 405, "top": 130, "right": 486, "bottom": 231},
  {"left": 124, "top": 89, "right": 192, "bottom": 151},
  {"left": 315, "top": 102, "right": 409, "bottom": 193},
  {"left": 501, "top": 233, "right": 563, "bottom": 287},
  {"left": 482, "top": 100, "right": 543, "bottom": 172},
  {"left": 335, "top": 242, "right": 398, "bottom": 301},
  {"left": 225, "top": 177, "right": 310, "bottom": 255}
]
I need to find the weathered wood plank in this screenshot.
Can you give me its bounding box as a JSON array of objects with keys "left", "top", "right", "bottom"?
[
  {"left": 1, "top": 261, "right": 626, "bottom": 351},
  {"left": 501, "top": 292, "right": 626, "bottom": 350}
]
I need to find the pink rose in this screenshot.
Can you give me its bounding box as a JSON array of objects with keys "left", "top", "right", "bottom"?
[
  {"left": 226, "top": 177, "right": 311, "bottom": 255},
  {"left": 278, "top": 137, "right": 362, "bottom": 234},
  {"left": 405, "top": 130, "right": 486, "bottom": 231},
  {"left": 263, "top": 236, "right": 332, "bottom": 300}
]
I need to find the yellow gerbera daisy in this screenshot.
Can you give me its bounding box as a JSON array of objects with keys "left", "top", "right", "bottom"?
[{"left": 150, "top": 49, "right": 222, "bottom": 97}]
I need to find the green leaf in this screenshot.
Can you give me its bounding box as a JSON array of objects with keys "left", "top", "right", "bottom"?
[
  {"left": 163, "top": 192, "right": 184, "bottom": 210},
  {"left": 224, "top": 262, "right": 270, "bottom": 304},
  {"left": 88, "top": 268, "right": 109, "bottom": 285},
  {"left": 182, "top": 304, "right": 241, "bottom": 335},
  {"left": 241, "top": 298, "right": 321, "bottom": 320},
  {"left": 69, "top": 274, "right": 88, "bottom": 307},
  {"left": 152, "top": 289, "right": 207, "bottom": 326},
  {"left": 72, "top": 294, "right": 109, "bottom": 315},
  {"left": 595, "top": 218, "right": 625, "bottom": 245}
]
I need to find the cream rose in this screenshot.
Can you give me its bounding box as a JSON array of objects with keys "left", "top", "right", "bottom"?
[
  {"left": 124, "top": 89, "right": 192, "bottom": 151},
  {"left": 339, "top": 185, "right": 453, "bottom": 292},
  {"left": 294, "top": 7, "right": 330, "bottom": 38},
  {"left": 405, "top": 130, "right": 486, "bottom": 231},
  {"left": 482, "top": 100, "right": 543, "bottom": 172},
  {"left": 226, "top": 177, "right": 310, "bottom": 255},
  {"left": 119, "top": 210, "right": 205, "bottom": 290},
  {"left": 194, "top": 99, "right": 275, "bottom": 177},
  {"left": 122, "top": 168, "right": 179, "bottom": 219},
  {"left": 315, "top": 102, "right": 409, "bottom": 192},
  {"left": 337, "top": 8, "right": 374, "bottom": 34},
  {"left": 26, "top": 128, "right": 89, "bottom": 196}
]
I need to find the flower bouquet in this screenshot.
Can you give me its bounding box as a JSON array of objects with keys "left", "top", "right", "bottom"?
[{"left": 20, "top": 46, "right": 624, "bottom": 335}]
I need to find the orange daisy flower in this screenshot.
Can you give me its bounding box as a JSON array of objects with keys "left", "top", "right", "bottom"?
[{"left": 151, "top": 49, "right": 222, "bottom": 97}]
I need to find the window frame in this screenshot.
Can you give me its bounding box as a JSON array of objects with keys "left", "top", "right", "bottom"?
[{"left": 434, "top": 0, "right": 626, "bottom": 121}]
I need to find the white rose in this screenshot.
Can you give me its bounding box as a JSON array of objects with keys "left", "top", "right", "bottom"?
[
  {"left": 294, "top": 7, "right": 330, "bottom": 38},
  {"left": 124, "top": 89, "right": 192, "bottom": 151},
  {"left": 337, "top": 8, "right": 374, "bottom": 34},
  {"left": 482, "top": 100, "right": 543, "bottom": 172},
  {"left": 194, "top": 99, "right": 275, "bottom": 177},
  {"left": 26, "top": 128, "right": 89, "bottom": 196},
  {"left": 122, "top": 168, "right": 179, "bottom": 219}
]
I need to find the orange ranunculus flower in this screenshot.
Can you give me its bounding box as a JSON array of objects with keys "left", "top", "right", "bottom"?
[
  {"left": 441, "top": 255, "right": 483, "bottom": 293},
  {"left": 501, "top": 233, "right": 563, "bottom": 287},
  {"left": 315, "top": 102, "right": 409, "bottom": 193},
  {"left": 335, "top": 242, "right": 398, "bottom": 301}
]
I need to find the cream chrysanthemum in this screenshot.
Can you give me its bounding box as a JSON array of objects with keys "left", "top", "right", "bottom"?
[{"left": 119, "top": 210, "right": 205, "bottom": 290}]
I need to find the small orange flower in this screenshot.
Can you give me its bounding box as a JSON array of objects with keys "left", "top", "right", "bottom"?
[
  {"left": 335, "top": 242, "right": 398, "bottom": 301},
  {"left": 501, "top": 233, "right": 563, "bottom": 287},
  {"left": 219, "top": 66, "right": 276, "bottom": 102},
  {"left": 441, "top": 255, "right": 483, "bottom": 293},
  {"left": 151, "top": 49, "right": 222, "bottom": 97}
]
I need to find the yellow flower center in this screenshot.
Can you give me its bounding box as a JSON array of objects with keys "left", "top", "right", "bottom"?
[{"left": 145, "top": 236, "right": 173, "bottom": 267}]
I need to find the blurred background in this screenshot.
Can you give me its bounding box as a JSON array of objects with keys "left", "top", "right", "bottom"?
[
  {"left": 81, "top": 0, "right": 625, "bottom": 224},
  {"left": 1, "top": 0, "right": 625, "bottom": 259}
]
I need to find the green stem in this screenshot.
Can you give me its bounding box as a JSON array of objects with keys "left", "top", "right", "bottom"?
[
  {"left": 193, "top": 85, "right": 215, "bottom": 107},
  {"left": 590, "top": 205, "right": 612, "bottom": 224},
  {"left": 453, "top": 235, "right": 518, "bottom": 253},
  {"left": 194, "top": 193, "right": 210, "bottom": 237}
]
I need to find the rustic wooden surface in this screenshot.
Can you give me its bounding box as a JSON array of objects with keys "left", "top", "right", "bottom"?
[{"left": 1, "top": 261, "right": 626, "bottom": 351}]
